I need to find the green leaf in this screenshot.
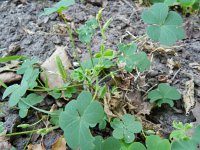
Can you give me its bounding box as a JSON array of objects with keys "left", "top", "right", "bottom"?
[
  {"left": 0, "top": 122, "right": 4, "bottom": 134},
  {"left": 59, "top": 91, "right": 104, "bottom": 150},
  {"left": 118, "top": 43, "right": 150, "bottom": 72},
  {"left": 164, "top": 0, "right": 176, "bottom": 5},
  {"left": 40, "top": 0, "right": 75, "bottom": 16},
  {"left": 63, "top": 86, "right": 77, "bottom": 98},
  {"left": 50, "top": 109, "right": 63, "bottom": 126},
  {"left": 17, "top": 58, "right": 38, "bottom": 74},
  {"left": 3, "top": 82, "right": 29, "bottom": 107},
  {"left": 178, "top": 0, "right": 196, "bottom": 7},
  {"left": 0, "top": 56, "right": 27, "bottom": 63},
  {"left": 49, "top": 89, "right": 62, "bottom": 99},
  {"left": 128, "top": 142, "right": 146, "bottom": 150},
  {"left": 146, "top": 135, "right": 171, "bottom": 150},
  {"left": 111, "top": 114, "right": 142, "bottom": 143},
  {"left": 170, "top": 121, "right": 192, "bottom": 140},
  {"left": 148, "top": 83, "right": 181, "bottom": 107},
  {"left": 18, "top": 93, "right": 43, "bottom": 118},
  {"left": 94, "top": 136, "right": 121, "bottom": 150},
  {"left": 56, "top": 56, "right": 67, "bottom": 82},
  {"left": 77, "top": 18, "right": 98, "bottom": 44},
  {"left": 142, "top": 3, "right": 185, "bottom": 45},
  {"left": 0, "top": 79, "right": 7, "bottom": 88},
  {"left": 171, "top": 140, "right": 197, "bottom": 150}
]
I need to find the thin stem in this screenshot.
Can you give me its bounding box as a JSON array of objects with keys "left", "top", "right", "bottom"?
[
  {"left": 87, "top": 43, "right": 94, "bottom": 67},
  {"left": 5, "top": 126, "right": 59, "bottom": 136},
  {"left": 92, "top": 77, "right": 99, "bottom": 100},
  {"left": 22, "top": 101, "right": 55, "bottom": 115},
  {"left": 132, "top": 34, "right": 147, "bottom": 43},
  {"left": 60, "top": 13, "right": 83, "bottom": 71}
]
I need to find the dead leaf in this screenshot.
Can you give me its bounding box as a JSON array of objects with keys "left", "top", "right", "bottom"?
[
  {"left": 0, "top": 72, "right": 21, "bottom": 85},
  {"left": 40, "top": 46, "right": 72, "bottom": 89},
  {"left": 27, "top": 143, "right": 46, "bottom": 150},
  {"left": 167, "top": 58, "right": 181, "bottom": 74},
  {"left": 183, "top": 80, "right": 195, "bottom": 115},
  {"left": 125, "top": 90, "right": 154, "bottom": 115},
  {"left": 52, "top": 136, "right": 67, "bottom": 150}
]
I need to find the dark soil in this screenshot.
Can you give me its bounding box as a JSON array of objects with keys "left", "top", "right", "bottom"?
[{"left": 0, "top": 0, "right": 199, "bottom": 149}]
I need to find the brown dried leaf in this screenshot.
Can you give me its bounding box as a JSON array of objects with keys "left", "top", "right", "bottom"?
[
  {"left": 125, "top": 90, "right": 153, "bottom": 115},
  {"left": 52, "top": 136, "right": 67, "bottom": 150},
  {"left": 27, "top": 143, "right": 46, "bottom": 150},
  {"left": 183, "top": 80, "right": 195, "bottom": 115},
  {"left": 40, "top": 46, "right": 72, "bottom": 89}
]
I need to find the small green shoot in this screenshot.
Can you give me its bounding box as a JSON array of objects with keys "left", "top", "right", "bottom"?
[
  {"left": 40, "top": 0, "right": 75, "bottom": 16},
  {"left": 111, "top": 114, "right": 142, "bottom": 143},
  {"left": 56, "top": 56, "right": 67, "bottom": 82},
  {"left": 148, "top": 83, "right": 181, "bottom": 107},
  {"left": 170, "top": 121, "right": 193, "bottom": 140}
]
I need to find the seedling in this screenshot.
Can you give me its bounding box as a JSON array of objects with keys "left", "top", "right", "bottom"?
[
  {"left": 170, "top": 121, "right": 193, "bottom": 140},
  {"left": 148, "top": 83, "right": 181, "bottom": 107}
]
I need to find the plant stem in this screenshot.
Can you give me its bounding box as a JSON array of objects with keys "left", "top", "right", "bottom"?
[
  {"left": 132, "top": 34, "right": 147, "bottom": 43},
  {"left": 60, "top": 13, "right": 83, "bottom": 71},
  {"left": 87, "top": 42, "right": 94, "bottom": 67},
  {"left": 22, "top": 101, "right": 55, "bottom": 115},
  {"left": 5, "top": 126, "right": 59, "bottom": 136}
]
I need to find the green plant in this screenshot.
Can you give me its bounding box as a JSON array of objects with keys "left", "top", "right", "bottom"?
[
  {"left": 18, "top": 93, "right": 43, "bottom": 118},
  {"left": 141, "top": 3, "right": 185, "bottom": 45},
  {"left": 111, "top": 114, "right": 142, "bottom": 143},
  {"left": 148, "top": 83, "right": 181, "bottom": 107},
  {"left": 171, "top": 125, "right": 200, "bottom": 150},
  {"left": 170, "top": 121, "right": 193, "bottom": 140},
  {"left": 118, "top": 43, "right": 150, "bottom": 72},
  {"left": 59, "top": 91, "right": 104, "bottom": 150}
]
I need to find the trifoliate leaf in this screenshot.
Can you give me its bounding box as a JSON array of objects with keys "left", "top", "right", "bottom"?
[
  {"left": 111, "top": 114, "right": 142, "bottom": 143},
  {"left": 146, "top": 135, "right": 171, "bottom": 150},
  {"left": 142, "top": 3, "right": 185, "bottom": 45},
  {"left": 18, "top": 93, "right": 43, "bottom": 118},
  {"left": 59, "top": 91, "right": 104, "bottom": 150},
  {"left": 148, "top": 83, "right": 181, "bottom": 107},
  {"left": 118, "top": 43, "right": 150, "bottom": 72},
  {"left": 93, "top": 136, "right": 121, "bottom": 150},
  {"left": 77, "top": 18, "right": 98, "bottom": 44},
  {"left": 40, "top": 0, "right": 75, "bottom": 16}
]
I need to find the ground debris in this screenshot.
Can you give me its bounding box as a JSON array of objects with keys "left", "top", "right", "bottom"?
[
  {"left": 40, "top": 46, "right": 72, "bottom": 89},
  {"left": 51, "top": 136, "right": 67, "bottom": 150},
  {"left": 27, "top": 143, "right": 46, "bottom": 150},
  {"left": 183, "top": 79, "right": 195, "bottom": 115}
]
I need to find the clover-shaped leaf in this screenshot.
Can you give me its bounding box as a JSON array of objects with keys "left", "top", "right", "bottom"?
[
  {"left": 18, "top": 94, "right": 43, "bottom": 118},
  {"left": 59, "top": 91, "right": 104, "bottom": 150},
  {"left": 40, "top": 0, "right": 75, "bottom": 16},
  {"left": 148, "top": 83, "right": 181, "bottom": 107},
  {"left": 118, "top": 43, "right": 150, "bottom": 72},
  {"left": 77, "top": 18, "right": 98, "bottom": 44},
  {"left": 146, "top": 135, "right": 171, "bottom": 150},
  {"left": 111, "top": 114, "right": 142, "bottom": 143},
  {"left": 142, "top": 3, "right": 185, "bottom": 46}
]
